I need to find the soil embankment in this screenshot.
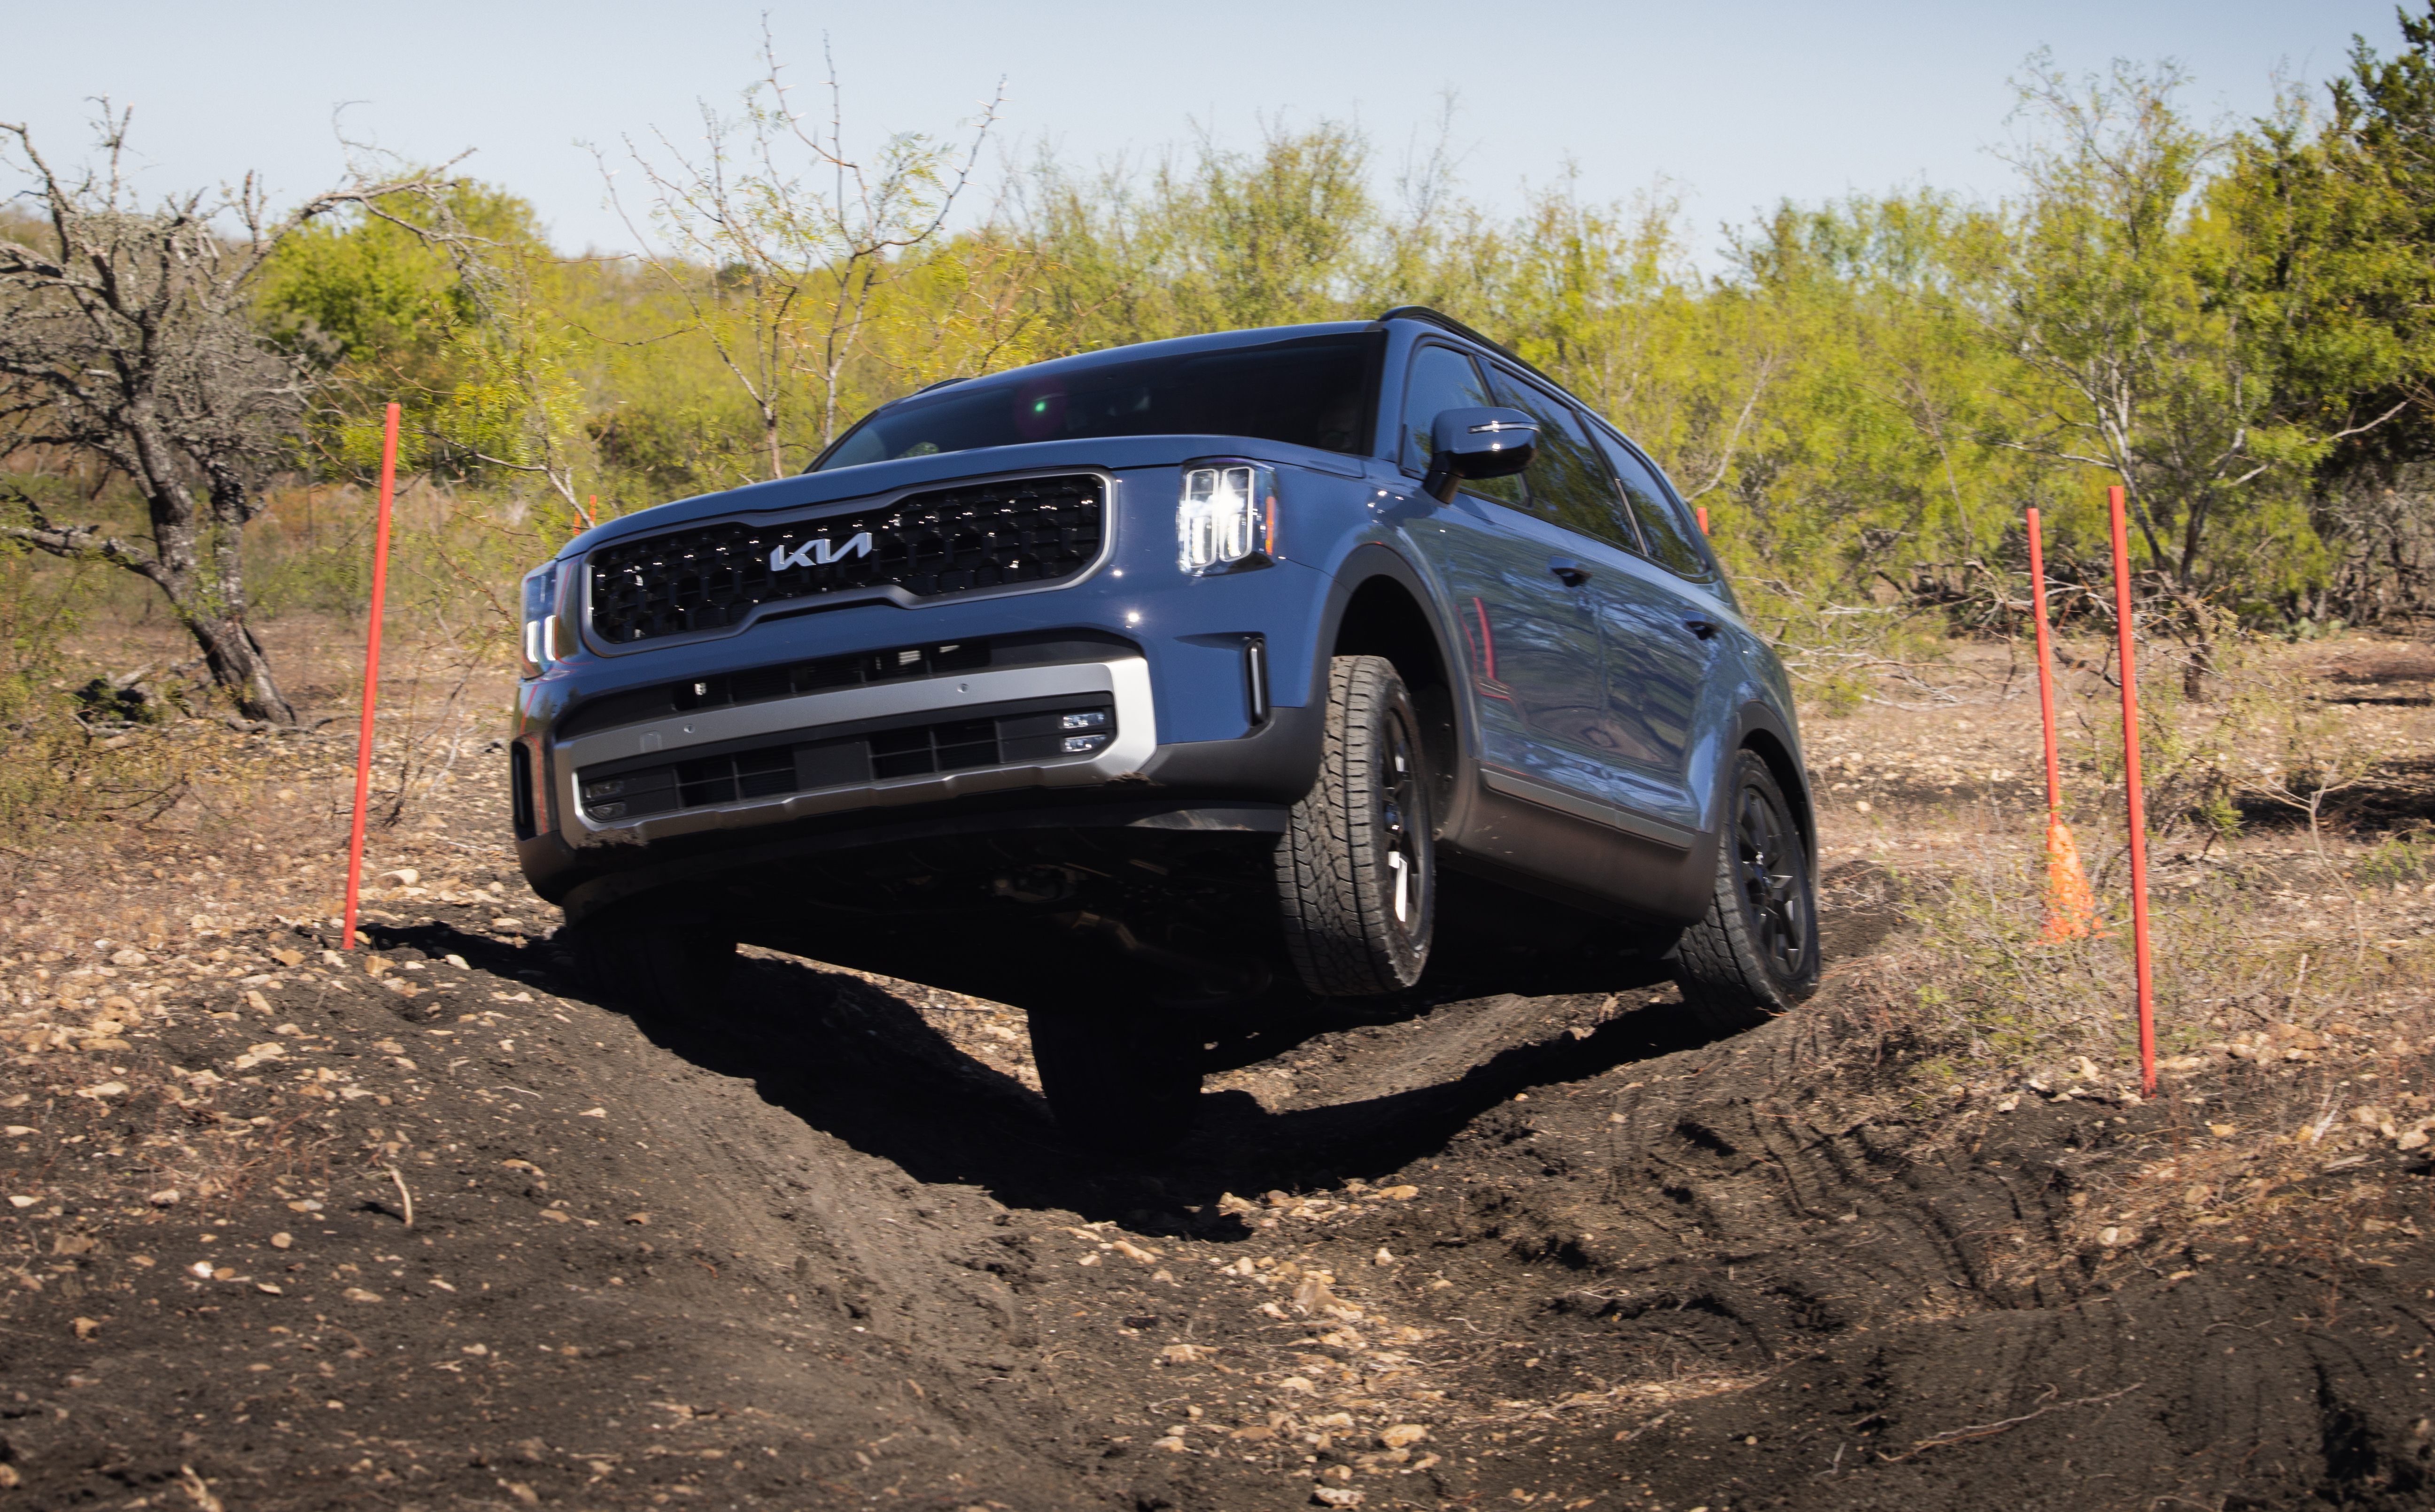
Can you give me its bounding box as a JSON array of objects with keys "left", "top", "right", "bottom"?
[{"left": 5, "top": 637, "right": 2435, "bottom": 1509}]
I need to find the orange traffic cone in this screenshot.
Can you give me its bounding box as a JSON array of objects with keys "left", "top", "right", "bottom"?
[{"left": 2044, "top": 816, "right": 2098, "bottom": 940}]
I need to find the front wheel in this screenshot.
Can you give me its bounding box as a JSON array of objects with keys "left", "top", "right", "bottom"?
[
  {"left": 1276, "top": 655, "right": 1435, "bottom": 995},
  {"left": 1028, "top": 1006, "right": 1203, "bottom": 1154},
  {"left": 1673, "top": 750, "right": 1820, "bottom": 1034}
]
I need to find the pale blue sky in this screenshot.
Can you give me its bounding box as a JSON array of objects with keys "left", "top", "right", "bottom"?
[{"left": 2, "top": 0, "right": 2409, "bottom": 262}]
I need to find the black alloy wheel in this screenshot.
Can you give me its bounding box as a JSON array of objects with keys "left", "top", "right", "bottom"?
[
  {"left": 1733, "top": 775, "right": 1810, "bottom": 982},
  {"left": 1673, "top": 750, "right": 1819, "bottom": 1033}
]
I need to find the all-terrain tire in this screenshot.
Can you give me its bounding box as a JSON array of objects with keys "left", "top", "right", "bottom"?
[
  {"left": 566, "top": 907, "right": 740, "bottom": 1019},
  {"left": 1027, "top": 1006, "right": 1203, "bottom": 1154},
  {"left": 1673, "top": 749, "right": 1820, "bottom": 1034},
  {"left": 1277, "top": 655, "right": 1435, "bottom": 995}
]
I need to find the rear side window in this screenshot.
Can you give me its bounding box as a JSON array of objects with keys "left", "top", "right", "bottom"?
[
  {"left": 1488, "top": 371, "right": 1639, "bottom": 554},
  {"left": 1399, "top": 344, "right": 1522, "bottom": 507},
  {"left": 1597, "top": 432, "right": 1715, "bottom": 581}
]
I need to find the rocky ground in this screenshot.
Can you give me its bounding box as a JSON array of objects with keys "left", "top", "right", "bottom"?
[{"left": 4, "top": 634, "right": 2435, "bottom": 1510}]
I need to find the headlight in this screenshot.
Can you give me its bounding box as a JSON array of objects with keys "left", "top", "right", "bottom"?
[
  {"left": 518, "top": 561, "right": 570, "bottom": 677},
  {"left": 1178, "top": 464, "right": 1277, "bottom": 573}
]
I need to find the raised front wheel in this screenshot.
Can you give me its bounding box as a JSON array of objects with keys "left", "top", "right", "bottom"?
[{"left": 1276, "top": 654, "right": 1435, "bottom": 995}]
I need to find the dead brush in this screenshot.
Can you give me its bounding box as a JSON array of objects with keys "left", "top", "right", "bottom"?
[{"left": 1896, "top": 838, "right": 2434, "bottom": 1082}]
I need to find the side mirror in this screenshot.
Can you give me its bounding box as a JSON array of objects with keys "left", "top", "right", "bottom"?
[{"left": 1420, "top": 407, "right": 1537, "bottom": 502}]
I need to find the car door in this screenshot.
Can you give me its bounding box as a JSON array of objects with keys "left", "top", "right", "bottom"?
[
  {"left": 1393, "top": 343, "right": 1608, "bottom": 794},
  {"left": 1482, "top": 369, "right": 1705, "bottom": 828},
  {"left": 1586, "top": 427, "right": 1726, "bottom": 830}
]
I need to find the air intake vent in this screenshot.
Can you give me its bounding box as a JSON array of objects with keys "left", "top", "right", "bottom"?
[{"left": 587, "top": 473, "right": 1106, "bottom": 645}]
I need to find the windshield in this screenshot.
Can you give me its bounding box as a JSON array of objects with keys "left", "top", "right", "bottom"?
[{"left": 812, "top": 331, "right": 1380, "bottom": 472}]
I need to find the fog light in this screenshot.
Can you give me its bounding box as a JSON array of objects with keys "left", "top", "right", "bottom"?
[
  {"left": 1062, "top": 733, "right": 1109, "bottom": 754},
  {"left": 1060, "top": 711, "right": 1107, "bottom": 730},
  {"left": 589, "top": 802, "right": 627, "bottom": 819}
]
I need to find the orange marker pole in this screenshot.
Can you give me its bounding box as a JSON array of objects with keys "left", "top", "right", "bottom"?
[
  {"left": 2107, "top": 485, "right": 2156, "bottom": 1095},
  {"left": 2028, "top": 509, "right": 2095, "bottom": 938},
  {"left": 341, "top": 403, "right": 401, "bottom": 950},
  {"left": 1695, "top": 505, "right": 1710, "bottom": 536}
]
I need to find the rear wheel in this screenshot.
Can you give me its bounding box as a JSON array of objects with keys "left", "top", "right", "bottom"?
[
  {"left": 566, "top": 906, "right": 740, "bottom": 1019},
  {"left": 1027, "top": 1005, "right": 1202, "bottom": 1154},
  {"left": 1673, "top": 750, "right": 1819, "bottom": 1033},
  {"left": 1277, "top": 655, "right": 1435, "bottom": 995}
]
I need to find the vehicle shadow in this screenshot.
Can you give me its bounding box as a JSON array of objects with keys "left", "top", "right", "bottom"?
[
  {"left": 357, "top": 913, "right": 1824, "bottom": 1233},
  {"left": 623, "top": 946, "right": 1717, "bottom": 1230}
]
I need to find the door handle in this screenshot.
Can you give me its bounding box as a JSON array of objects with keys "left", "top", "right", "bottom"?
[
  {"left": 1547, "top": 557, "right": 1591, "bottom": 587},
  {"left": 1682, "top": 617, "right": 1721, "bottom": 640}
]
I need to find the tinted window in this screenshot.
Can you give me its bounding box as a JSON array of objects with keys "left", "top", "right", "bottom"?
[
  {"left": 1399, "top": 343, "right": 1522, "bottom": 507},
  {"left": 814, "top": 331, "right": 1378, "bottom": 471},
  {"left": 1489, "top": 372, "right": 1638, "bottom": 553},
  {"left": 1597, "top": 432, "right": 1714, "bottom": 580}
]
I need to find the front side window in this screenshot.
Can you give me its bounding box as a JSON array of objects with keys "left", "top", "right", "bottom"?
[
  {"left": 814, "top": 331, "right": 1380, "bottom": 471},
  {"left": 1398, "top": 343, "right": 1522, "bottom": 507},
  {"left": 1597, "top": 432, "right": 1715, "bottom": 582},
  {"left": 1489, "top": 372, "right": 1638, "bottom": 553}
]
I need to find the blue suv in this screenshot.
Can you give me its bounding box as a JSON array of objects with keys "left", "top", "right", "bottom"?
[{"left": 511, "top": 308, "right": 1818, "bottom": 1147}]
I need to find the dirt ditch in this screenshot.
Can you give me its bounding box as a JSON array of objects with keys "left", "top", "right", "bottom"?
[{"left": 5, "top": 637, "right": 2435, "bottom": 1510}]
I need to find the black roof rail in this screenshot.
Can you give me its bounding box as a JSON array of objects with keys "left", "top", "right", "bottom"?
[{"left": 1374, "top": 306, "right": 1562, "bottom": 390}]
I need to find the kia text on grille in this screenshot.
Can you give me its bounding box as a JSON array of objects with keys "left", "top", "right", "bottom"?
[{"left": 769, "top": 532, "right": 874, "bottom": 571}]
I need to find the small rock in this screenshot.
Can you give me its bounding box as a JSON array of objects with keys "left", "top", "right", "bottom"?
[
  {"left": 1313, "top": 1488, "right": 1365, "bottom": 1507},
  {"left": 444, "top": 954, "right": 469, "bottom": 969},
  {"left": 579, "top": 1107, "right": 607, "bottom": 1119},
  {"left": 71, "top": 1316, "right": 101, "bottom": 1339},
  {"left": 109, "top": 948, "right": 147, "bottom": 967},
  {"left": 256, "top": 1282, "right": 283, "bottom": 1295},
  {"left": 1377, "top": 1185, "right": 1419, "bottom": 1201},
  {"left": 75, "top": 1080, "right": 128, "bottom": 1100},
  {"left": 2098, "top": 1226, "right": 2124, "bottom": 1247},
  {"left": 342, "top": 1287, "right": 383, "bottom": 1303},
  {"left": 1379, "top": 1424, "right": 1428, "bottom": 1449},
  {"left": 1160, "top": 1344, "right": 1208, "bottom": 1363},
  {"left": 490, "top": 917, "right": 525, "bottom": 933},
  {"left": 190, "top": 1261, "right": 215, "bottom": 1279},
  {"left": 1112, "top": 1238, "right": 1158, "bottom": 1264},
  {"left": 0, "top": 1464, "right": 18, "bottom": 1489},
  {"left": 270, "top": 1232, "right": 293, "bottom": 1250},
  {"left": 148, "top": 1189, "right": 181, "bottom": 1207},
  {"left": 380, "top": 868, "right": 420, "bottom": 887},
  {"left": 271, "top": 949, "right": 304, "bottom": 968},
  {"left": 539, "top": 1210, "right": 573, "bottom": 1224}
]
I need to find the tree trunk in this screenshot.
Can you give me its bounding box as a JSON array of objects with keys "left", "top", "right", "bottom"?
[{"left": 188, "top": 611, "right": 295, "bottom": 725}]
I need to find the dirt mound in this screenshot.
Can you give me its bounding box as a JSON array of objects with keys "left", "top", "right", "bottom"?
[{"left": 6, "top": 883, "right": 2434, "bottom": 1510}]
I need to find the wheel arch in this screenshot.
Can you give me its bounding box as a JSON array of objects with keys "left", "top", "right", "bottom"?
[
  {"left": 1737, "top": 717, "right": 1815, "bottom": 857},
  {"left": 1322, "top": 557, "right": 1463, "bottom": 825}
]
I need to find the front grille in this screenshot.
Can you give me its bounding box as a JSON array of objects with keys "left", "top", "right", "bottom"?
[
  {"left": 576, "top": 700, "right": 1117, "bottom": 823},
  {"left": 554, "top": 631, "right": 1137, "bottom": 741},
  {"left": 587, "top": 473, "right": 1106, "bottom": 645}
]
